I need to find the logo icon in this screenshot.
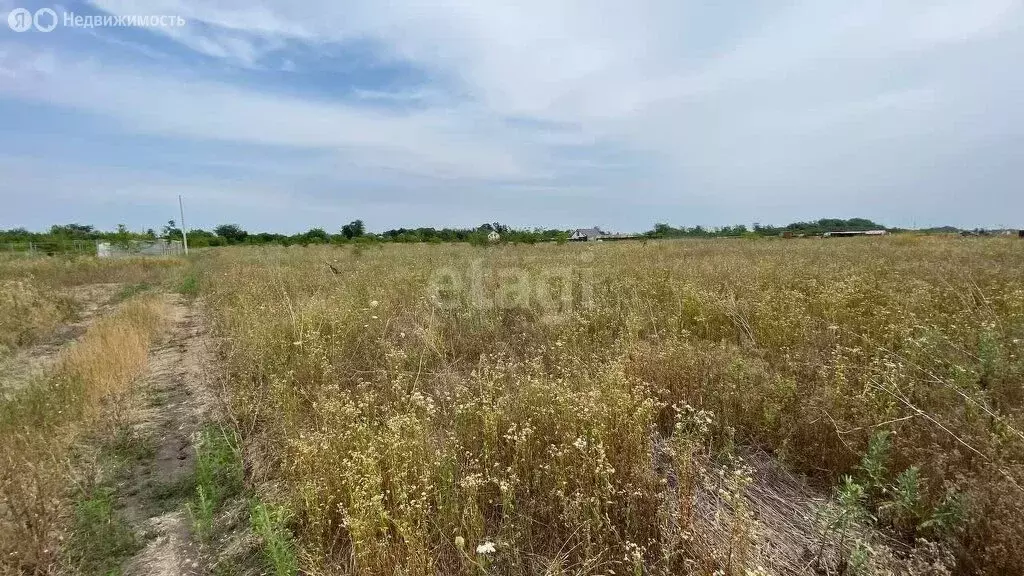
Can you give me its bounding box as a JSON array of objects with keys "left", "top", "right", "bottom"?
[
  {"left": 33, "top": 7, "right": 57, "bottom": 32},
  {"left": 7, "top": 8, "right": 32, "bottom": 31},
  {"left": 7, "top": 7, "right": 59, "bottom": 32}
]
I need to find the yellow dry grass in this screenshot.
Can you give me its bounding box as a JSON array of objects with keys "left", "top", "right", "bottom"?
[
  {"left": 200, "top": 237, "right": 1023, "bottom": 575},
  {"left": 0, "top": 279, "right": 75, "bottom": 355},
  {"left": 0, "top": 254, "right": 185, "bottom": 357},
  {"left": 0, "top": 295, "right": 167, "bottom": 575},
  {"left": 0, "top": 253, "right": 185, "bottom": 288}
]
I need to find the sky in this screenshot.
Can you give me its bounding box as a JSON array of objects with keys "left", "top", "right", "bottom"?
[{"left": 0, "top": 0, "right": 1022, "bottom": 234}]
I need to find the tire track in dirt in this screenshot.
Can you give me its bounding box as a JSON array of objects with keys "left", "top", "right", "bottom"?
[{"left": 121, "top": 293, "right": 219, "bottom": 576}]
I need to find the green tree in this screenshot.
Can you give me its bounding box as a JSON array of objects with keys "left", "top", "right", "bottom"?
[
  {"left": 341, "top": 220, "right": 365, "bottom": 240},
  {"left": 214, "top": 224, "right": 249, "bottom": 244},
  {"left": 114, "top": 224, "right": 132, "bottom": 249},
  {"left": 50, "top": 224, "right": 96, "bottom": 238},
  {"left": 162, "top": 220, "right": 182, "bottom": 240},
  {"left": 303, "top": 228, "right": 330, "bottom": 244}
]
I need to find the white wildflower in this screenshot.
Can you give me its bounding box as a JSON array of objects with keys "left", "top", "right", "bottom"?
[{"left": 476, "top": 541, "right": 496, "bottom": 554}]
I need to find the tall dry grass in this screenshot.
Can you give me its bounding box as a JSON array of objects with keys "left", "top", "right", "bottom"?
[
  {"left": 0, "top": 254, "right": 185, "bottom": 357},
  {"left": 0, "top": 279, "right": 76, "bottom": 355},
  {"left": 0, "top": 296, "right": 166, "bottom": 575},
  {"left": 0, "top": 253, "right": 185, "bottom": 288},
  {"left": 202, "top": 238, "right": 1024, "bottom": 575}
]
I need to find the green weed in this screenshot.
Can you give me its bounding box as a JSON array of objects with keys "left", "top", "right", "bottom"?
[
  {"left": 857, "top": 430, "right": 891, "bottom": 498},
  {"left": 251, "top": 502, "right": 297, "bottom": 576},
  {"left": 187, "top": 425, "right": 243, "bottom": 541},
  {"left": 176, "top": 271, "right": 200, "bottom": 298},
  {"left": 66, "top": 485, "right": 140, "bottom": 575},
  {"left": 104, "top": 425, "right": 156, "bottom": 477}
]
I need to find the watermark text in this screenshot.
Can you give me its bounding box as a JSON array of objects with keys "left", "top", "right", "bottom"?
[{"left": 8, "top": 7, "right": 186, "bottom": 32}]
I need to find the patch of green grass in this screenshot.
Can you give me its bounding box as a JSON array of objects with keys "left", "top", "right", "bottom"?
[
  {"left": 189, "top": 482, "right": 217, "bottom": 541},
  {"left": 66, "top": 485, "right": 140, "bottom": 575},
  {"left": 187, "top": 425, "right": 243, "bottom": 541},
  {"left": 106, "top": 426, "right": 156, "bottom": 470},
  {"left": 114, "top": 283, "right": 151, "bottom": 302},
  {"left": 176, "top": 271, "right": 200, "bottom": 298},
  {"left": 62, "top": 423, "right": 155, "bottom": 573},
  {"left": 251, "top": 501, "right": 297, "bottom": 576}
]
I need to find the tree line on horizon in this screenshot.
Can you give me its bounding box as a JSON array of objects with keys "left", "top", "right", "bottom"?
[
  {"left": 1, "top": 218, "right": 974, "bottom": 251},
  {"left": 648, "top": 217, "right": 889, "bottom": 239}
]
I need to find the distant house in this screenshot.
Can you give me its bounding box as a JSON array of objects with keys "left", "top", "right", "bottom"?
[
  {"left": 487, "top": 230, "right": 501, "bottom": 243},
  {"left": 569, "top": 227, "right": 610, "bottom": 242},
  {"left": 962, "top": 229, "right": 1020, "bottom": 237}
]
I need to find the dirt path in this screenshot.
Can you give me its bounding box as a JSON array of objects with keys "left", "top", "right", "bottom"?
[
  {"left": 120, "top": 293, "right": 219, "bottom": 576},
  {"left": 0, "top": 283, "right": 124, "bottom": 394}
]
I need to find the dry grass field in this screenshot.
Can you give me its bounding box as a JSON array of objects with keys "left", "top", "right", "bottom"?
[
  {"left": 1, "top": 238, "right": 1022, "bottom": 576},
  {"left": 196, "top": 236, "right": 1024, "bottom": 575},
  {"left": 0, "top": 295, "right": 168, "bottom": 572},
  {"left": 0, "top": 254, "right": 183, "bottom": 358},
  {"left": 0, "top": 255, "right": 183, "bottom": 575}
]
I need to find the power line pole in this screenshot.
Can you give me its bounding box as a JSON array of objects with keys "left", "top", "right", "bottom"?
[{"left": 178, "top": 195, "right": 189, "bottom": 256}]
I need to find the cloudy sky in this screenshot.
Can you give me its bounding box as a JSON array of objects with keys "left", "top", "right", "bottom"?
[{"left": 1, "top": 0, "right": 1022, "bottom": 233}]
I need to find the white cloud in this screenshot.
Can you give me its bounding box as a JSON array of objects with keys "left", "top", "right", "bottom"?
[
  {"left": 84, "top": 0, "right": 1021, "bottom": 122},
  {"left": 0, "top": 0, "right": 1022, "bottom": 229},
  {"left": 911, "top": 0, "right": 1019, "bottom": 46},
  {"left": 160, "top": 26, "right": 263, "bottom": 67},
  {"left": 0, "top": 44, "right": 543, "bottom": 182}
]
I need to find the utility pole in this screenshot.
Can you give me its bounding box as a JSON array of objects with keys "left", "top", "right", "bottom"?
[{"left": 178, "top": 195, "right": 189, "bottom": 256}]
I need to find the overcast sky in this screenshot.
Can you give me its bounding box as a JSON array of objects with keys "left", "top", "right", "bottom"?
[{"left": 1, "top": 0, "right": 1022, "bottom": 234}]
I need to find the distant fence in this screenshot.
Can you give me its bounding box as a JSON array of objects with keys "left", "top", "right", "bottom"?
[
  {"left": 1, "top": 240, "right": 183, "bottom": 257},
  {"left": 1, "top": 240, "right": 97, "bottom": 256},
  {"left": 97, "top": 240, "right": 183, "bottom": 258}
]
